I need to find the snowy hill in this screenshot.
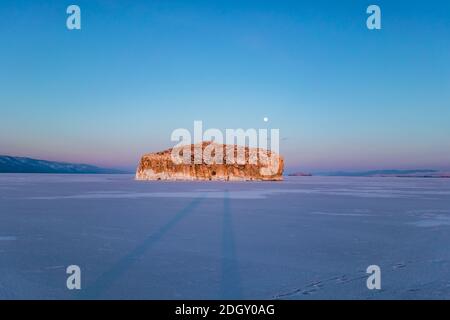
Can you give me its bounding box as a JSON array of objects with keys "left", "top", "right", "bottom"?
[{"left": 0, "top": 155, "right": 125, "bottom": 174}]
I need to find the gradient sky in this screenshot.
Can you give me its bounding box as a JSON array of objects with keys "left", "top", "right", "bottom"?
[{"left": 1, "top": 0, "right": 449, "bottom": 172}]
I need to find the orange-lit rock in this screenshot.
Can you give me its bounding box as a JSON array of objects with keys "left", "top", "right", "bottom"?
[{"left": 136, "top": 142, "right": 284, "bottom": 181}]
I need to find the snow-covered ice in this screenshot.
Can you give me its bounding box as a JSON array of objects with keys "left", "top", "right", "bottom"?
[{"left": 0, "top": 174, "right": 450, "bottom": 299}]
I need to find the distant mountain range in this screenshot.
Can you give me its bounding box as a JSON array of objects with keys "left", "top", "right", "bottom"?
[
  {"left": 315, "top": 169, "right": 450, "bottom": 178},
  {"left": 288, "top": 172, "right": 313, "bottom": 177},
  {"left": 0, "top": 155, "right": 126, "bottom": 174}
]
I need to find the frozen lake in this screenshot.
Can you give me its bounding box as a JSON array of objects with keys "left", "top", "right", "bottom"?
[{"left": 1, "top": 174, "right": 450, "bottom": 299}]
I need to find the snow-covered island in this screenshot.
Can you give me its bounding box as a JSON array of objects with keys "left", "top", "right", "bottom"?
[{"left": 135, "top": 142, "right": 284, "bottom": 181}]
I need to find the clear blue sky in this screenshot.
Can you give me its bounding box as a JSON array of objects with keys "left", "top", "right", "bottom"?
[{"left": 1, "top": 0, "right": 449, "bottom": 172}]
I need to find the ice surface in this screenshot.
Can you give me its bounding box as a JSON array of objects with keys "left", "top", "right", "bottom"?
[{"left": 0, "top": 174, "right": 450, "bottom": 299}]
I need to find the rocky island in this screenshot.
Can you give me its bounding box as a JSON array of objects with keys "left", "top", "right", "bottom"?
[{"left": 136, "top": 142, "right": 284, "bottom": 181}]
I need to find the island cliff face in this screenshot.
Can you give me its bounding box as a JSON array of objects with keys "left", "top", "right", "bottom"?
[{"left": 136, "top": 142, "right": 284, "bottom": 181}]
